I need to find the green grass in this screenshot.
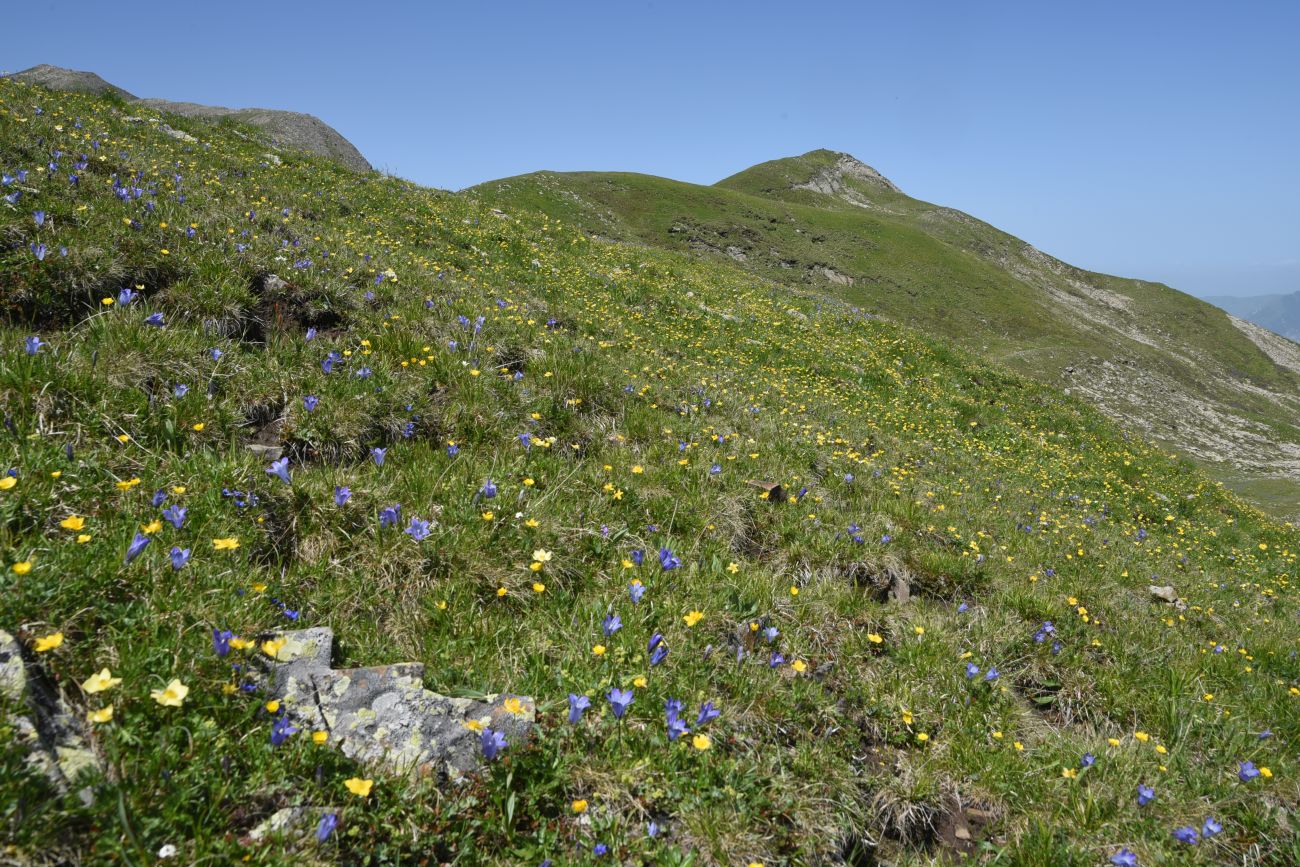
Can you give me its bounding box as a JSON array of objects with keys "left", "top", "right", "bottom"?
[
  {"left": 472, "top": 152, "right": 1300, "bottom": 521},
  {"left": 2, "top": 79, "right": 1299, "bottom": 865}
]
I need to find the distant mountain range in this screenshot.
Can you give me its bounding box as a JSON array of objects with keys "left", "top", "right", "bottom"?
[{"left": 1205, "top": 292, "right": 1300, "bottom": 342}]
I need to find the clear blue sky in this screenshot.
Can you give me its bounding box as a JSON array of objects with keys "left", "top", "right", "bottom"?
[{"left": 10, "top": 0, "right": 1298, "bottom": 297}]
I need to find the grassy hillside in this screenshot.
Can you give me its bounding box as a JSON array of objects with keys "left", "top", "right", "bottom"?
[
  {"left": 3, "top": 79, "right": 1299, "bottom": 866},
  {"left": 472, "top": 152, "right": 1300, "bottom": 518}
]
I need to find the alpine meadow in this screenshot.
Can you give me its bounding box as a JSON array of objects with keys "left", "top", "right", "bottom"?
[{"left": 2, "top": 64, "right": 1299, "bottom": 867}]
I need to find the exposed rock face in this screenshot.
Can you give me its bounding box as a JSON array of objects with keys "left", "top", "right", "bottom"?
[
  {"left": 257, "top": 627, "right": 534, "bottom": 779},
  {"left": 794, "top": 152, "right": 902, "bottom": 200},
  {"left": 0, "top": 630, "right": 98, "bottom": 795},
  {"left": 7, "top": 65, "right": 371, "bottom": 173}
]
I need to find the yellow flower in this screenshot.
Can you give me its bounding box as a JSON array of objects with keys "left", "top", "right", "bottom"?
[
  {"left": 212, "top": 537, "right": 240, "bottom": 550},
  {"left": 33, "top": 632, "right": 64, "bottom": 652},
  {"left": 265, "top": 700, "right": 281, "bottom": 713},
  {"left": 171, "top": 486, "right": 186, "bottom": 495},
  {"left": 1107, "top": 738, "right": 1120, "bottom": 747},
  {"left": 1260, "top": 767, "right": 1273, "bottom": 778},
  {"left": 116, "top": 477, "right": 141, "bottom": 490},
  {"left": 229, "top": 637, "right": 253, "bottom": 651},
  {"left": 0, "top": 476, "right": 16, "bottom": 491},
  {"left": 523, "top": 478, "right": 535, "bottom": 487},
  {"left": 632, "top": 676, "right": 648, "bottom": 688},
  {"left": 344, "top": 777, "right": 373, "bottom": 797},
  {"left": 12, "top": 561, "right": 32, "bottom": 575},
  {"left": 524, "top": 518, "right": 540, "bottom": 528},
  {"left": 631, "top": 465, "right": 644, "bottom": 474},
  {"left": 503, "top": 697, "right": 527, "bottom": 715},
  {"left": 727, "top": 562, "right": 739, "bottom": 574},
  {"left": 902, "top": 710, "right": 914, "bottom": 725},
  {"left": 76, "top": 534, "right": 92, "bottom": 544},
  {"left": 101, "top": 297, "right": 114, "bottom": 306},
  {"left": 867, "top": 633, "right": 884, "bottom": 644},
  {"left": 1134, "top": 731, "right": 1150, "bottom": 742},
  {"left": 462, "top": 718, "right": 485, "bottom": 732},
  {"left": 116, "top": 434, "right": 130, "bottom": 444},
  {"left": 1155, "top": 744, "right": 1167, "bottom": 754},
  {"left": 141, "top": 520, "right": 162, "bottom": 534},
  {"left": 691, "top": 733, "right": 712, "bottom": 751},
  {"left": 312, "top": 731, "right": 329, "bottom": 744},
  {"left": 50, "top": 471, "right": 61, "bottom": 479},
  {"left": 789, "top": 586, "right": 799, "bottom": 596},
  {"left": 571, "top": 799, "right": 588, "bottom": 814},
  {"left": 913, "top": 626, "right": 925, "bottom": 636},
  {"left": 261, "top": 638, "right": 286, "bottom": 659},
  {"left": 1062, "top": 768, "right": 1077, "bottom": 779},
  {"left": 683, "top": 610, "right": 704, "bottom": 627},
  {"left": 791, "top": 660, "right": 807, "bottom": 673},
  {"left": 251, "top": 583, "right": 267, "bottom": 593},
  {"left": 59, "top": 515, "right": 86, "bottom": 531},
  {"left": 482, "top": 511, "right": 494, "bottom": 521},
  {"left": 1013, "top": 741, "right": 1024, "bottom": 751},
  {"left": 916, "top": 732, "right": 929, "bottom": 743},
  {"left": 150, "top": 678, "right": 189, "bottom": 707},
  {"left": 592, "top": 644, "right": 606, "bottom": 656},
  {"left": 87, "top": 705, "right": 114, "bottom": 724},
  {"left": 531, "top": 582, "right": 546, "bottom": 593},
  {"left": 81, "top": 668, "right": 121, "bottom": 694},
  {"left": 192, "top": 422, "right": 205, "bottom": 432},
  {"left": 531, "top": 549, "right": 552, "bottom": 563}
]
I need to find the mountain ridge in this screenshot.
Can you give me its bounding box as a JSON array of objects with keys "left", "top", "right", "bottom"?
[{"left": 5, "top": 64, "right": 371, "bottom": 173}]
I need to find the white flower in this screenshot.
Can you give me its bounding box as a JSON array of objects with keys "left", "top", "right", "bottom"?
[{"left": 158, "top": 844, "right": 177, "bottom": 859}]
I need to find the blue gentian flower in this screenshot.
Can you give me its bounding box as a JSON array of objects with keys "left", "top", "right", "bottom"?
[
  {"left": 567, "top": 693, "right": 590, "bottom": 724},
  {"left": 303, "top": 395, "right": 319, "bottom": 412},
  {"left": 1202, "top": 818, "right": 1222, "bottom": 838},
  {"left": 481, "top": 728, "right": 507, "bottom": 760},
  {"left": 1080, "top": 752, "right": 1095, "bottom": 768},
  {"left": 1172, "top": 826, "right": 1198, "bottom": 845},
  {"left": 696, "top": 701, "right": 720, "bottom": 726},
  {"left": 607, "top": 687, "right": 634, "bottom": 719},
  {"left": 173, "top": 383, "right": 189, "bottom": 398},
  {"left": 593, "top": 844, "right": 607, "bottom": 857},
  {"left": 371, "top": 447, "right": 387, "bottom": 467},
  {"left": 316, "top": 812, "right": 338, "bottom": 843},
  {"left": 24, "top": 336, "right": 43, "bottom": 355},
  {"left": 152, "top": 488, "right": 168, "bottom": 507},
  {"left": 117, "top": 286, "right": 136, "bottom": 305},
  {"left": 379, "top": 505, "right": 401, "bottom": 528},
  {"left": 628, "top": 581, "right": 646, "bottom": 603},
  {"left": 212, "top": 629, "right": 233, "bottom": 657},
  {"left": 658, "top": 547, "right": 681, "bottom": 570},
  {"left": 1110, "top": 849, "right": 1137, "bottom": 867},
  {"left": 162, "top": 504, "right": 187, "bottom": 529},
  {"left": 266, "top": 457, "right": 291, "bottom": 484},
  {"left": 170, "top": 546, "right": 191, "bottom": 570},
  {"left": 1238, "top": 761, "right": 1261, "bottom": 782},
  {"left": 984, "top": 667, "right": 1000, "bottom": 682},
  {"left": 769, "top": 652, "right": 785, "bottom": 668},
  {"left": 305, "top": 327, "right": 318, "bottom": 341},
  {"left": 602, "top": 613, "right": 622, "bottom": 637},
  {"left": 144, "top": 312, "right": 165, "bottom": 328},
  {"left": 405, "top": 517, "right": 431, "bottom": 542},
  {"left": 125, "top": 531, "right": 151, "bottom": 564},
  {"left": 480, "top": 479, "right": 498, "bottom": 498},
  {"left": 666, "top": 711, "right": 689, "bottom": 741},
  {"left": 334, "top": 486, "right": 351, "bottom": 506},
  {"left": 965, "top": 662, "right": 981, "bottom": 678},
  {"left": 1137, "top": 784, "right": 1155, "bottom": 806},
  {"left": 270, "top": 713, "right": 299, "bottom": 746},
  {"left": 447, "top": 443, "right": 460, "bottom": 456}
]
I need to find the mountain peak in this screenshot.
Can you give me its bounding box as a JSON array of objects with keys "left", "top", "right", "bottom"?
[
  {"left": 6, "top": 64, "right": 136, "bottom": 99},
  {"left": 797, "top": 149, "right": 901, "bottom": 195}
]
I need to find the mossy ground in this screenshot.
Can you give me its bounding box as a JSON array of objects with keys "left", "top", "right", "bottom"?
[{"left": 2, "top": 79, "right": 1298, "bottom": 865}]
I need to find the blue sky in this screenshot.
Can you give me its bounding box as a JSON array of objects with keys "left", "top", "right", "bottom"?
[{"left": 10, "top": 0, "right": 1298, "bottom": 297}]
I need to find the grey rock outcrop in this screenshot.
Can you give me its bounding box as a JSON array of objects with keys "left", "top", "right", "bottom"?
[
  {"left": 0, "top": 630, "right": 98, "bottom": 795},
  {"left": 7, "top": 65, "right": 371, "bottom": 173},
  {"left": 257, "top": 627, "right": 534, "bottom": 779}
]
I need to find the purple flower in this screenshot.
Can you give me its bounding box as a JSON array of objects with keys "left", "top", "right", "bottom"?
[
  {"left": 769, "top": 651, "right": 785, "bottom": 668},
  {"left": 303, "top": 395, "right": 319, "bottom": 412},
  {"left": 162, "top": 504, "right": 186, "bottom": 529},
  {"left": 371, "top": 447, "right": 387, "bottom": 467},
  {"left": 965, "top": 662, "right": 981, "bottom": 679},
  {"left": 33, "top": 210, "right": 45, "bottom": 227},
  {"left": 170, "top": 546, "right": 190, "bottom": 570},
  {"left": 602, "top": 613, "right": 622, "bottom": 637},
  {"left": 567, "top": 693, "right": 590, "bottom": 724},
  {"left": 696, "top": 701, "right": 720, "bottom": 727},
  {"left": 481, "top": 727, "right": 507, "bottom": 760},
  {"left": 125, "top": 531, "right": 151, "bottom": 564},
  {"left": 118, "top": 286, "right": 136, "bottom": 306},
  {"left": 151, "top": 488, "right": 168, "bottom": 507},
  {"left": 212, "top": 629, "right": 233, "bottom": 657},
  {"left": 517, "top": 432, "right": 532, "bottom": 450},
  {"left": 480, "top": 479, "right": 498, "bottom": 498},
  {"left": 1238, "top": 760, "right": 1261, "bottom": 782},
  {"left": 305, "top": 327, "right": 318, "bottom": 341},
  {"left": 984, "top": 666, "right": 1000, "bottom": 682},
  {"left": 1110, "top": 849, "right": 1137, "bottom": 867},
  {"left": 630, "top": 549, "right": 644, "bottom": 566},
  {"left": 379, "top": 504, "right": 401, "bottom": 528},
  {"left": 31, "top": 242, "right": 47, "bottom": 261},
  {"left": 447, "top": 443, "right": 460, "bottom": 456},
  {"left": 648, "top": 633, "right": 669, "bottom": 667},
  {"left": 628, "top": 581, "right": 646, "bottom": 604},
  {"left": 1172, "top": 826, "right": 1198, "bottom": 845},
  {"left": 666, "top": 712, "right": 690, "bottom": 741},
  {"left": 334, "top": 486, "right": 351, "bottom": 506},
  {"left": 266, "top": 457, "right": 291, "bottom": 484},
  {"left": 173, "top": 383, "right": 189, "bottom": 398},
  {"left": 658, "top": 547, "right": 681, "bottom": 570},
  {"left": 1080, "top": 752, "right": 1095, "bottom": 768},
  {"left": 1137, "top": 784, "right": 1155, "bottom": 806},
  {"left": 405, "top": 516, "right": 431, "bottom": 542},
  {"left": 144, "top": 312, "right": 165, "bottom": 328},
  {"left": 593, "top": 844, "right": 607, "bottom": 857},
  {"left": 647, "top": 821, "right": 659, "bottom": 838},
  {"left": 270, "top": 713, "right": 299, "bottom": 746},
  {"left": 607, "top": 687, "right": 634, "bottom": 719},
  {"left": 24, "top": 336, "right": 43, "bottom": 355},
  {"left": 316, "top": 812, "right": 338, "bottom": 843},
  {"left": 1202, "top": 818, "right": 1222, "bottom": 838}
]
